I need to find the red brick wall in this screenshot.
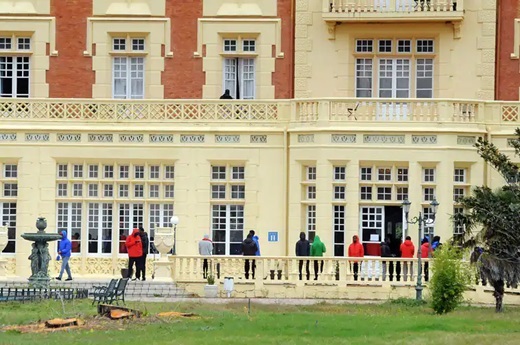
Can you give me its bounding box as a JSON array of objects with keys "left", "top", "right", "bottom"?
[
  {"left": 273, "top": 0, "right": 294, "bottom": 99},
  {"left": 496, "top": 0, "right": 520, "bottom": 100},
  {"left": 44, "top": 0, "right": 294, "bottom": 99},
  {"left": 47, "top": 0, "right": 94, "bottom": 98},
  {"left": 163, "top": 0, "right": 204, "bottom": 99}
]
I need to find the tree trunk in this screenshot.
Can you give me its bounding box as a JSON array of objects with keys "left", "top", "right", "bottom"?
[{"left": 493, "top": 280, "right": 505, "bottom": 313}]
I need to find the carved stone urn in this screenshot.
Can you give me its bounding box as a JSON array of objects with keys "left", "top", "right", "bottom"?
[{"left": 153, "top": 226, "right": 175, "bottom": 281}]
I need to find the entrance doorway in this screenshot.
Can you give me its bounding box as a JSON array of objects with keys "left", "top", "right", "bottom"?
[{"left": 360, "top": 205, "right": 403, "bottom": 256}]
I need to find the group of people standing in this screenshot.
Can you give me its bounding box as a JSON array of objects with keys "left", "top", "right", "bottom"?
[{"left": 125, "top": 226, "right": 149, "bottom": 281}]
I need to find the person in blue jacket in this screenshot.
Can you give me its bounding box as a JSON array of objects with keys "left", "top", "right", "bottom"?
[
  {"left": 249, "top": 229, "right": 260, "bottom": 256},
  {"left": 56, "top": 230, "right": 73, "bottom": 281}
]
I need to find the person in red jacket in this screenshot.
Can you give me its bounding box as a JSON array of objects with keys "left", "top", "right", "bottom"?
[
  {"left": 400, "top": 236, "right": 415, "bottom": 281},
  {"left": 348, "top": 235, "right": 364, "bottom": 281},
  {"left": 125, "top": 228, "right": 143, "bottom": 281},
  {"left": 420, "top": 238, "right": 430, "bottom": 281}
]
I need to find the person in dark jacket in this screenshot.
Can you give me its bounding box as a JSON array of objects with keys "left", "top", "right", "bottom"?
[
  {"left": 295, "top": 232, "right": 310, "bottom": 280},
  {"left": 381, "top": 237, "right": 393, "bottom": 281},
  {"left": 137, "top": 226, "right": 149, "bottom": 281},
  {"left": 241, "top": 234, "right": 258, "bottom": 279},
  {"left": 220, "top": 89, "right": 233, "bottom": 99}
]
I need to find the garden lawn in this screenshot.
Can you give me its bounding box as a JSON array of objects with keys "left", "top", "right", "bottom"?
[{"left": 1, "top": 299, "right": 520, "bottom": 345}]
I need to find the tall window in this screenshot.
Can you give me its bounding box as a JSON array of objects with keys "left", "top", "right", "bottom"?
[
  {"left": 222, "top": 38, "right": 256, "bottom": 99},
  {"left": 112, "top": 38, "right": 145, "bottom": 99},
  {"left": 1, "top": 163, "right": 17, "bottom": 253},
  {"left": 0, "top": 36, "right": 31, "bottom": 98},
  {"left": 210, "top": 165, "right": 246, "bottom": 255},
  {"left": 354, "top": 39, "right": 434, "bottom": 99},
  {"left": 333, "top": 205, "right": 345, "bottom": 256},
  {"left": 302, "top": 165, "right": 317, "bottom": 242},
  {"left": 56, "top": 162, "right": 175, "bottom": 256}
]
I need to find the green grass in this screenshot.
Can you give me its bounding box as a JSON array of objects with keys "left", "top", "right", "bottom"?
[{"left": 1, "top": 299, "right": 520, "bottom": 345}]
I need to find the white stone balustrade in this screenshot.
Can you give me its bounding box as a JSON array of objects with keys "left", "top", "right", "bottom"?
[
  {"left": 326, "top": 0, "right": 462, "bottom": 14},
  {"left": 0, "top": 97, "right": 517, "bottom": 125}
]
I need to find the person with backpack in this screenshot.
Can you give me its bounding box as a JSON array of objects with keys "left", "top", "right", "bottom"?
[{"left": 137, "top": 226, "right": 149, "bottom": 281}]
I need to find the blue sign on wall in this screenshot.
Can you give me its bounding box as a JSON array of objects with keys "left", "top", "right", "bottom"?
[{"left": 268, "top": 231, "right": 279, "bottom": 242}]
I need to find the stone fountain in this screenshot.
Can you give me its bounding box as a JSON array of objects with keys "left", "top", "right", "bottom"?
[{"left": 21, "top": 217, "right": 62, "bottom": 288}]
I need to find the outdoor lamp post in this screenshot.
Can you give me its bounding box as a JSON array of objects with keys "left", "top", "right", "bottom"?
[
  {"left": 401, "top": 198, "right": 439, "bottom": 301},
  {"left": 170, "top": 216, "right": 179, "bottom": 255}
]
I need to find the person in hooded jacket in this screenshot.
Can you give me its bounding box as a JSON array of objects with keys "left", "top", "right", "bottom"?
[
  {"left": 310, "top": 235, "right": 326, "bottom": 280},
  {"left": 295, "top": 232, "right": 310, "bottom": 280},
  {"left": 125, "top": 228, "right": 143, "bottom": 281},
  {"left": 199, "top": 234, "right": 213, "bottom": 279},
  {"left": 348, "top": 235, "right": 364, "bottom": 281},
  {"left": 137, "top": 226, "right": 149, "bottom": 281},
  {"left": 420, "top": 237, "right": 430, "bottom": 281},
  {"left": 400, "top": 236, "right": 415, "bottom": 281},
  {"left": 56, "top": 230, "right": 73, "bottom": 281},
  {"left": 241, "top": 234, "right": 258, "bottom": 279},
  {"left": 220, "top": 89, "right": 233, "bottom": 99}
]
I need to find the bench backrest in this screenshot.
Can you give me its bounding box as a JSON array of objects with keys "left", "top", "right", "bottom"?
[{"left": 116, "top": 278, "right": 129, "bottom": 295}]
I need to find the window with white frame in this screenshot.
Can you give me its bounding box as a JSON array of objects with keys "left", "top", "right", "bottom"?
[
  {"left": 354, "top": 39, "right": 434, "bottom": 99},
  {"left": 360, "top": 167, "right": 372, "bottom": 181},
  {"left": 397, "top": 168, "right": 408, "bottom": 182},
  {"left": 222, "top": 37, "right": 256, "bottom": 99},
  {"left": 57, "top": 202, "right": 82, "bottom": 254},
  {"left": 306, "top": 166, "right": 317, "bottom": 181},
  {"left": 1, "top": 162, "right": 17, "bottom": 253},
  {"left": 112, "top": 37, "right": 146, "bottom": 99},
  {"left": 333, "top": 205, "right": 345, "bottom": 256},
  {"left": 334, "top": 185, "right": 346, "bottom": 200},
  {"left": 423, "top": 187, "right": 435, "bottom": 201},
  {"left": 1, "top": 202, "right": 17, "bottom": 253},
  {"left": 396, "top": 187, "right": 408, "bottom": 201},
  {"left": 0, "top": 35, "right": 31, "bottom": 98},
  {"left": 454, "top": 168, "right": 467, "bottom": 183},
  {"left": 56, "top": 162, "right": 175, "bottom": 256},
  {"left": 423, "top": 206, "right": 435, "bottom": 237},
  {"left": 87, "top": 203, "right": 113, "bottom": 254},
  {"left": 377, "top": 168, "right": 392, "bottom": 181},
  {"left": 210, "top": 164, "right": 246, "bottom": 255},
  {"left": 148, "top": 203, "right": 174, "bottom": 253},
  {"left": 453, "top": 206, "right": 464, "bottom": 236},
  {"left": 453, "top": 187, "right": 466, "bottom": 202},
  {"left": 307, "top": 185, "right": 316, "bottom": 200},
  {"left": 306, "top": 204, "right": 316, "bottom": 242},
  {"left": 360, "top": 186, "right": 372, "bottom": 200},
  {"left": 333, "top": 165, "right": 347, "bottom": 201},
  {"left": 423, "top": 168, "right": 435, "bottom": 183},
  {"left": 150, "top": 165, "right": 160, "bottom": 179},
  {"left": 377, "top": 187, "right": 392, "bottom": 200}
]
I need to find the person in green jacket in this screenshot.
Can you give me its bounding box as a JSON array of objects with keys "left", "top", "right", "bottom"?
[{"left": 310, "top": 235, "right": 326, "bottom": 280}]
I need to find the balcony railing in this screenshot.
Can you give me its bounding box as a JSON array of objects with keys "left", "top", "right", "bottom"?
[
  {"left": 323, "top": 0, "right": 464, "bottom": 22},
  {"left": 0, "top": 98, "right": 519, "bottom": 125},
  {"left": 0, "top": 99, "right": 286, "bottom": 122}
]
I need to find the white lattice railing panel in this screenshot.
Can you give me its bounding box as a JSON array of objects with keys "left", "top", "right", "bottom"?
[{"left": 0, "top": 99, "right": 282, "bottom": 122}]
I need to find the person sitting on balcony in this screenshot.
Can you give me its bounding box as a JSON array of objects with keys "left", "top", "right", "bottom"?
[
  {"left": 220, "top": 89, "right": 233, "bottom": 100},
  {"left": 241, "top": 234, "right": 258, "bottom": 279},
  {"left": 310, "top": 235, "right": 326, "bottom": 280},
  {"left": 295, "top": 232, "right": 311, "bottom": 280},
  {"left": 400, "top": 236, "right": 415, "bottom": 282},
  {"left": 199, "top": 234, "right": 213, "bottom": 279},
  {"left": 348, "top": 235, "right": 364, "bottom": 281}
]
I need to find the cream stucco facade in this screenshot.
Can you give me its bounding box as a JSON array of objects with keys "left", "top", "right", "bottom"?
[{"left": 0, "top": 98, "right": 519, "bottom": 279}]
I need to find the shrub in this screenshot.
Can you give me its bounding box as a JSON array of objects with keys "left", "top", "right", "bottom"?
[{"left": 429, "top": 244, "right": 472, "bottom": 314}]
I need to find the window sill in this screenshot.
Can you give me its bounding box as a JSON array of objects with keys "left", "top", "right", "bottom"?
[
  {"left": 220, "top": 53, "right": 258, "bottom": 58},
  {"left": 109, "top": 51, "right": 148, "bottom": 57},
  {"left": 0, "top": 51, "right": 32, "bottom": 56}
]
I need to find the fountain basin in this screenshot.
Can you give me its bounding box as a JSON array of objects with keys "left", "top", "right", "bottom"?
[{"left": 21, "top": 233, "right": 62, "bottom": 242}]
